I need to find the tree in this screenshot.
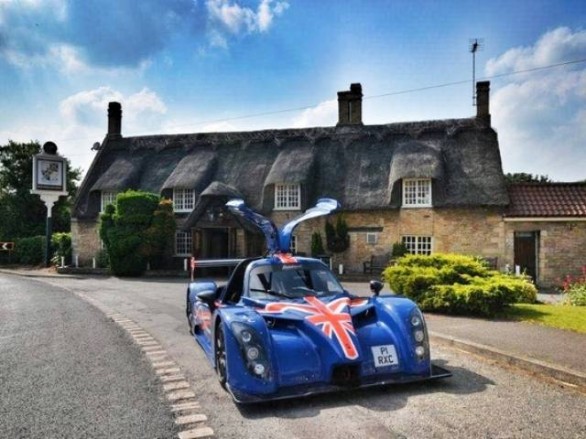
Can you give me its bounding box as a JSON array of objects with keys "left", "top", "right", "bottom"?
[
  {"left": 0, "top": 140, "right": 81, "bottom": 240},
  {"left": 311, "top": 232, "right": 325, "bottom": 257},
  {"left": 142, "top": 199, "right": 176, "bottom": 269},
  {"left": 504, "top": 172, "right": 552, "bottom": 184},
  {"left": 325, "top": 215, "right": 349, "bottom": 253},
  {"left": 100, "top": 190, "right": 172, "bottom": 276}
]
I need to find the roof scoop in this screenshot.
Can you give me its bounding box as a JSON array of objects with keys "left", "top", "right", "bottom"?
[{"left": 226, "top": 198, "right": 340, "bottom": 254}]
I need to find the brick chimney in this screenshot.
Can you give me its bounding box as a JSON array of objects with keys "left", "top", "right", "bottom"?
[
  {"left": 476, "top": 81, "right": 490, "bottom": 126},
  {"left": 337, "top": 83, "right": 363, "bottom": 126},
  {"left": 108, "top": 102, "right": 122, "bottom": 139}
]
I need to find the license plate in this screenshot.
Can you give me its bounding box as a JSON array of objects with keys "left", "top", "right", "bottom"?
[{"left": 371, "top": 345, "right": 399, "bottom": 368}]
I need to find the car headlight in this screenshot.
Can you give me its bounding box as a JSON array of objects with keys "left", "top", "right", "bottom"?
[
  {"left": 414, "top": 330, "right": 425, "bottom": 343},
  {"left": 409, "top": 308, "right": 429, "bottom": 362},
  {"left": 246, "top": 346, "right": 260, "bottom": 360},
  {"left": 231, "top": 322, "right": 271, "bottom": 380}
]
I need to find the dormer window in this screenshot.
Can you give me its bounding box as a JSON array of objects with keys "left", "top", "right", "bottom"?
[
  {"left": 173, "top": 188, "right": 195, "bottom": 212},
  {"left": 101, "top": 191, "right": 117, "bottom": 212},
  {"left": 275, "top": 183, "right": 300, "bottom": 210},
  {"left": 402, "top": 178, "right": 432, "bottom": 207}
]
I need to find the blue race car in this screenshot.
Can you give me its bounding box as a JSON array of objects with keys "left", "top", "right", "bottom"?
[{"left": 186, "top": 198, "right": 450, "bottom": 403}]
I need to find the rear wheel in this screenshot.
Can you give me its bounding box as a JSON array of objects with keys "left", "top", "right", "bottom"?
[
  {"left": 215, "top": 323, "right": 227, "bottom": 388},
  {"left": 186, "top": 291, "right": 194, "bottom": 335}
]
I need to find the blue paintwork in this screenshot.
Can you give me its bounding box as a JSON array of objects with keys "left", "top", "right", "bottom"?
[
  {"left": 186, "top": 199, "right": 450, "bottom": 403},
  {"left": 226, "top": 197, "right": 339, "bottom": 254}
]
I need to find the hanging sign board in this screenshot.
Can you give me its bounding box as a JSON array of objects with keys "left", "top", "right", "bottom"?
[{"left": 31, "top": 142, "right": 68, "bottom": 196}]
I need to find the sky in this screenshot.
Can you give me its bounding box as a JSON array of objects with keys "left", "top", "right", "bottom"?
[{"left": 0, "top": 0, "right": 585, "bottom": 182}]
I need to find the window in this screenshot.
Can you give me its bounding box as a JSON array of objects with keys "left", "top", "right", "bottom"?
[
  {"left": 175, "top": 230, "right": 192, "bottom": 256},
  {"left": 402, "top": 178, "right": 432, "bottom": 207},
  {"left": 101, "top": 191, "right": 117, "bottom": 212},
  {"left": 173, "top": 188, "right": 195, "bottom": 212},
  {"left": 402, "top": 236, "right": 432, "bottom": 255},
  {"left": 275, "top": 183, "right": 300, "bottom": 210},
  {"left": 366, "top": 232, "right": 378, "bottom": 245},
  {"left": 290, "top": 235, "right": 297, "bottom": 254}
]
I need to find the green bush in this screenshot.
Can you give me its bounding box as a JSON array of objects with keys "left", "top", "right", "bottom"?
[
  {"left": 311, "top": 232, "right": 325, "bottom": 257},
  {"left": 325, "top": 215, "right": 349, "bottom": 253},
  {"left": 14, "top": 235, "right": 46, "bottom": 265},
  {"left": 142, "top": 199, "right": 176, "bottom": 269},
  {"left": 96, "top": 248, "right": 110, "bottom": 269},
  {"left": 564, "top": 286, "right": 586, "bottom": 306},
  {"left": 51, "top": 232, "right": 71, "bottom": 266},
  {"left": 383, "top": 253, "right": 537, "bottom": 317},
  {"left": 561, "top": 266, "right": 586, "bottom": 306},
  {"left": 100, "top": 190, "right": 162, "bottom": 276},
  {"left": 391, "top": 242, "right": 408, "bottom": 258}
]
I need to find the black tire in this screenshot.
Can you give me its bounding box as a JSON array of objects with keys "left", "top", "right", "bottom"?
[
  {"left": 186, "top": 291, "right": 194, "bottom": 335},
  {"left": 215, "top": 323, "right": 228, "bottom": 388}
]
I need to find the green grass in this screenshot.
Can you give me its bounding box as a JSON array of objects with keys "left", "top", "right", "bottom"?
[{"left": 505, "top": 303, "right": 586, "bottom": 334}]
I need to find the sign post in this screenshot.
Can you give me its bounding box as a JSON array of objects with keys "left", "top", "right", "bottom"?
[{"left": 31, "top": 142, "right": 68, "bottom": 267}]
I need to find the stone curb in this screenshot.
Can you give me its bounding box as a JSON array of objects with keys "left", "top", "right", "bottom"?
[
  {"left": 0, "top": 268, "right": 85, "bottom": 279},
  {"left": 430, "top": 332, "right": 586, "bottom": 390}
]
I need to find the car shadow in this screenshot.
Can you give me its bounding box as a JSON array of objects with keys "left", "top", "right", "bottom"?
[{"left": 236, "top": 359, "right": 494, "bottom": 419}]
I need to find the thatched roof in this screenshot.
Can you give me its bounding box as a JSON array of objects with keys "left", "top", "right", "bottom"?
[
  {"left": 201, "top": 181, "right": 243, "bottom": 198},
  {"left": 388, "top": 141, "right": 444, "bottom": 205},
  {"left": 162, "top": 150, "right": 217, "bottom": 190},
  {"left": 90, "top": 155, "right": 142, "bottom": 192},
  {"left": 73, "top": 117, "right": 509, "bottom": 219},
  {"left": 264, "top": 143, "right": 315, "bottom": 186}
]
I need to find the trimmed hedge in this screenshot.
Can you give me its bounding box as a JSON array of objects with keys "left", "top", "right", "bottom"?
[
  {"left": 383, "top": 253, "right": 537, "bottom": 317},
  {"left": 14, "top": 235, "right": 45, "bottom": 265},
  {"left": 100, "top": 191, "right": 175, "bottom": 276}
]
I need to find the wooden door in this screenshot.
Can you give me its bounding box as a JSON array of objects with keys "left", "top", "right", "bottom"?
[{"left": 514, "top": 232, "right": 538, "bottom": 281}]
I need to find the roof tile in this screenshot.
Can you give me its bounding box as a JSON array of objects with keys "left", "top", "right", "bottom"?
[{"left": 506, "top": 183, "right": 586, "bottom": 217}]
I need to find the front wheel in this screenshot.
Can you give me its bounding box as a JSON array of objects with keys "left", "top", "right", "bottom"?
[{"left": 215, "top": 323, "right": 228, "bottom": 388}]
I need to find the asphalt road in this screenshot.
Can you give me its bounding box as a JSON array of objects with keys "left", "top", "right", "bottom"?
[
  {"left": 0, "top": 274, "right": 178, "bottom": 438},
  {"left": 29, "top": 274, "right": 586, "bottom": 439}
]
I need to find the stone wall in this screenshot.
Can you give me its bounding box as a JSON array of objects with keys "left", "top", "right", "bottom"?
[
  {"left": 504, "top": 220, "right": 586, "bottom": 287},
  {"left": 70, "top": 218, "right": 101, "bottom": 266},
  {"left": 273, "top": 207, "right": 505, "bottom": 274},
  {"left": 71, "top": 209, "right": 585, "bottom": 287}
]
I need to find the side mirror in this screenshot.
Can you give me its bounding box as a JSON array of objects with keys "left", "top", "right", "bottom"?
[
  {"left": 196, "top": 290, "right": 217, "bottom": 308},
  {"left": 370, "top": 280, "right": 383, "bottom": 296}
]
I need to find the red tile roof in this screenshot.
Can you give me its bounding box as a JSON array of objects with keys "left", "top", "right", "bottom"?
[{"left": 506, "top": 183, "right": 586, "bottom": 217}]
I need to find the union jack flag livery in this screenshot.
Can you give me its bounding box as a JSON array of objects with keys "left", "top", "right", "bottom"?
[{"left": 262, "top": 297, "right": 359, "bottom": 360}]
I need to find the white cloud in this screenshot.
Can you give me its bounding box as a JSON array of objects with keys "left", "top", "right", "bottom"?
[
  {"left": 0, "top": 87, "right": 168, "bottom": 175},
  {"left": 487, "top": 27, "right": 586, "bottom": 182},
  {"left": 206, "top": 0, "right": 288, "bottom": 44},
  {"left": 486, "top": 27, "right": 586, "bottom": 76},
  {"left": 291, "top": 99, "right": 337, "bottom": 128}
]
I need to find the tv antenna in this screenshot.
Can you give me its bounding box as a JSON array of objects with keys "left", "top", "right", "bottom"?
[{"left": 469, "top": 38, "right": 484, "bottom": 106}]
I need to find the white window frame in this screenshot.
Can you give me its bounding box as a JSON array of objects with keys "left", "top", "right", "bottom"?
[
  {"left": 173, "top": 188, "right": 195, "bottom": 213},
  {"left": 101, "top": 191, "right": 117, "bottom": 213},
  {"left": 366, "top": 232, "right": 378, "bottom": 245},
  {"left": 402, "top": 235, "right": 433, "bottom": 255},
  {"left": 175, "top": 230, "right": 192, "bottom": 256},
  {"left": 402, "top": 178, "right": 432, "bottom": 207},
  {"left": 274, "top": 183, "right": 301, "bottom": 210}
]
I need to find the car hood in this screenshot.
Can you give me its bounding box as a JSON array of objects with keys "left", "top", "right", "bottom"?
[{"left": 253, "top": 294, "right": 374, "bottom": 361}]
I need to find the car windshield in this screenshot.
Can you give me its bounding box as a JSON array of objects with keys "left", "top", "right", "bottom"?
[{"left": 247, "top": 261, "right": 345, "bottom": 300}]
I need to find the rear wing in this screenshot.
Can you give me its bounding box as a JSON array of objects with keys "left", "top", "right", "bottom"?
[{"left": 226, "top": 198, "right": 340, "bottom": 254}]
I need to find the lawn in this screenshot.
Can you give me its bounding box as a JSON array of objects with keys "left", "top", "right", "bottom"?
[{"left": 505, "top": 303, "right": 586, "bottom": 334}]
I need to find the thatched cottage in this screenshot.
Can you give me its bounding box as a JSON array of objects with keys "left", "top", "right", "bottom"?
[{"left": 71, "top": 82, "right": 586, "bottom": 287}]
